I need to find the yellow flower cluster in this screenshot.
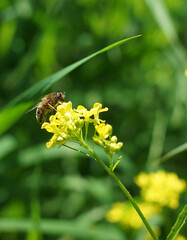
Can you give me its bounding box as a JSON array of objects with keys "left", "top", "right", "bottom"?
[
  {"left": 106, "top": 170, "right": 186, "bottom": 230},
  {"left": 42, "top": 101, "right": 82, "bottom": 148},
  {"left": 185, "top": 69, "right": 187, "bottom": 77},
  {"left": 135, "top": 170, "right": 186, "bottom": 209},
  {"left": 175, "top": 235, "right": 187, "bottom": 240},
  {"left": 106, "top": 201, "right": 161, "bottom": 229},
  {"left": 41, "top": 101, "right": 123, "bottom": 156},
  {"left": 93, "top": 123, "right": 123, "bottom": 156}
]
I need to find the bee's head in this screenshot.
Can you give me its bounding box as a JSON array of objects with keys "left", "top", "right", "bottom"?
[{"left": 56, "top": 91, "right": 66, "bottom": 101}]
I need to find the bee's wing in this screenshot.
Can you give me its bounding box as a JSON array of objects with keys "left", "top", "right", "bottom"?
[{"left": 25, "top": 104, "right": 38, "bottom": 114}]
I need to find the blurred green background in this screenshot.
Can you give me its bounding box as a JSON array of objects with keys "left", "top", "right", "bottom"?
[{"left": 0, "top": 0, "right": 187, "bottom": 239}]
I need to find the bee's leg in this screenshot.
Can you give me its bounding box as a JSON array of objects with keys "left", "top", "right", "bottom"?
[
  {"left": 58, "top": 101, "right": 64, "bottom": 105},
  {"left": 47, "top": 103, "right": 57, "bottom": 112},
  {"left": 43, "top": 116, "right": 46, "bottom": 123}
]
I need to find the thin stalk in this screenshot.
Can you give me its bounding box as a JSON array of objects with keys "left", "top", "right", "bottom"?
[
  {"left": 109, "top": 172, "right": 159, "bottom": 240},
  {"left": 154, "top": 142, "right": 187, "bottom": 165},
  {"left": 80, "top": 138, "right": 109, "bottom": 172},
  {"left": 84, "top": 122, "right": 89, "bottom": 143},
  {"left": 63, "top": 144, "right": 92, "bottom": 158},
  {"left": 81, "top": 139, "right": 158, "bottom": 240},
  {"left": 109, "top": 155, "right": 113, "bottom": 172}
]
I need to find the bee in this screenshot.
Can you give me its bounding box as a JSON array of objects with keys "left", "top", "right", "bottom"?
[{"left": 28, "top": 91, "right": 66, "bottom": 123}]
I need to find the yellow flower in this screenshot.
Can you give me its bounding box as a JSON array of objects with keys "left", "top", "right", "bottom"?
[
  {"left": 106, "top": 136, "right": 123, "bottom": 154},
  {"left": 185, "top": 69, "right": 187, "bottom": 77},
  {"left": 135, "top": 171, "right": 186, "bottom": 208},
  {"left": 175, "top": 235, "right": 187, "bottom": 240},
  {"left": 76, "top": 103, "right": 108, "bottom": 124},
  {"left": 95, "top": 123, "right": 112, "bottom": 139},
  {"left": 56, "top": 101, "right": 79, "bottom": 121},
  {"left": 93, "top": 123, "right": 123, "bottom": 155},
  {"left": 76, "top": 105, "right": 91, "bottom": 122},
  {"left": 106, "top": 201, "right": 161, "bottom": 229},
  {"left": 46, "top": 134, "right": 67, "bottom": 148},
  {"left": 42, "top": 101, "right": 83, "bottom": 148},
  {"left": 41, "top": 101, "right": 113, "bottom": 149},
  {"left": 90, "top": 103, "right": 108, "bottom": 124},
  {"left": 106, "top": 202, "right": 125, "bottom": 222},
  {"left": 42, "top": 101, "right": 123, "bottom": 158}
]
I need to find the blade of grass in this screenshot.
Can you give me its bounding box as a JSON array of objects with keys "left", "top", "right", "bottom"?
[
  {"left": 146, "top": 110, "right": 168, "bottom": 170},
  {"left": 166, "top": 205, "right": 187, "bottom": 240},
  {"left": 154, "top": 142, "right": 187, "bottom": 165},
  {"left": 8, "top": 35, "right": 141, "bottom": 107}
]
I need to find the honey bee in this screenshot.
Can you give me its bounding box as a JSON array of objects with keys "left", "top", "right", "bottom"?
[{"left": 28, "top": 91, "right": 66, "bottom": 123}]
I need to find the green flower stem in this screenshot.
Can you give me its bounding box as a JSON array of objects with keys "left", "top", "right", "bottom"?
[
  {"left": 166, "top": 204, "right": 187, "bottom": 240},
  {"left": 109, "top": 172, "right": 159, "bottom": 240},
  {"left": 80, "top": 139, "right": 158, "bottom": 240},
  {"left": 109, "top": 155, "right": 114, "bottom": 173},
  {"left": 63, "top": 144, "right": 92, "bottom": 158},
  {"left": 84, "top": 122, "right": 89, "bottom": 143},
  {"left": 80, "top": 138, "right": 109, "bottom": 172}
]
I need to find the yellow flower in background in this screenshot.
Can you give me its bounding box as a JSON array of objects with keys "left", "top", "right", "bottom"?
[
  {"left": 185, "top": 69, "right": 187, "bottom": 77},
  {"left": 106, "top": 201, "right": 161, "bottom": 229},
  {"left": 175, "top": 235, "right": 187, "bottom": 240},
  {"left": 135, "top": 170, "right": 186, "bottom": 209},
  {"left": 145, "top": 228, "right": 160, "bottom": 240},
  {"left": 106, "top": 202, "right": 125, "bottom": 222}
]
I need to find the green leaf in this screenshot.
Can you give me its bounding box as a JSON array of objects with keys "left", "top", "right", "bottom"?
[
  {"left": 112, "top": 156, "right": 122, "bottom": 171},
  {"left": 154, "top": 142, "right": 187, "bottom": 165},
  {"left": 8, "top": 35, "right": 141, "bottom": 107},
  {"left": 166, "top": 205, "right": 187, "bottom": 240}
]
